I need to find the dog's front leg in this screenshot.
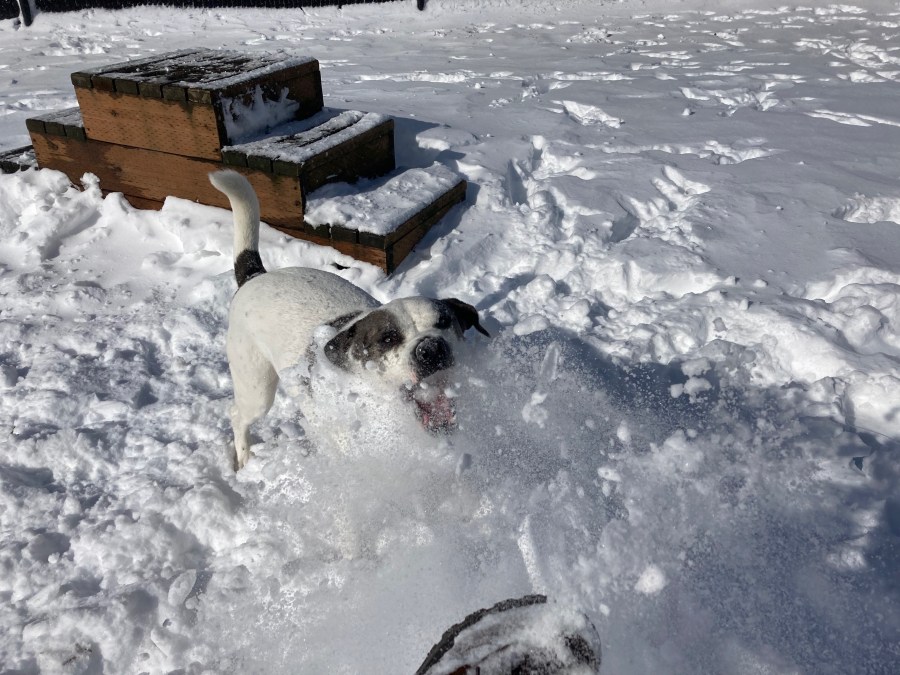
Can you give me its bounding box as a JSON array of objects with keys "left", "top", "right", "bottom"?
[{"left": 231, "top": 412, "right": 251, "bottom": 471}]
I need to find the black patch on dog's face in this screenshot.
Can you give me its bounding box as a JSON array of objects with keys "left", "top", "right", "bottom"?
[
  {"left": 327, "top": 311, "right": 362, "bottom": 331},
  {"left": 324, "top": 310, "right": 406, "bottom": 370}
]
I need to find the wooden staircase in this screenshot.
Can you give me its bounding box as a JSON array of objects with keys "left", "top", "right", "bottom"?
[{"left": 0, "top": 49, "right": 467, "bottom": 273}]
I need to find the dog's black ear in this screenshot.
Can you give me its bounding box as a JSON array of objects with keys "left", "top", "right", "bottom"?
[
  {"left": 324, "top": 324, "right": 355, "bottom": 369},
  {"left": 323, "top": 311, "right": 365, "bottom": 369},
  {"left": 442, "top": 298, "right": 490, "bottom": 337}
]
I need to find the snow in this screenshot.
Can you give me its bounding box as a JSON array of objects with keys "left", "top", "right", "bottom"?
[
  {"left": 221, "top": 85, "right": 300, "bottom": 144},
  {"left": 226, "top": 109, "right": 390, "bottom": 166},
  {"left": 1, "top": 0, "right": 900, "bottom": 673},
  {"left": 305, "top": 163, "right": 463, "bottom": 235},
  {"left": 74, "top": 48, "right": 316, "bottom": 91}
]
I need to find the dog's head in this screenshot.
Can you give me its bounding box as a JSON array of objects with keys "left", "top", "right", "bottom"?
[{"left": 323, "top": 297, "right": 489, "bottom": 432}]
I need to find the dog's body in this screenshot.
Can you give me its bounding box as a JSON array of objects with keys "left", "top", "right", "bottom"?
[{"left": 210, "top": 170, "right": 487, "bottom": 470}]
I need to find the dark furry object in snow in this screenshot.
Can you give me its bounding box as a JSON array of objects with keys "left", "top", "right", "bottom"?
[{"left": 416, "top": 595, "right": 601, "bottom": 675}]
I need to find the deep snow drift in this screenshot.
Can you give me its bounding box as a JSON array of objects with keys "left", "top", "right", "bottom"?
[{"left": 1, "top": 1, "right": 899, "bottom": 673}]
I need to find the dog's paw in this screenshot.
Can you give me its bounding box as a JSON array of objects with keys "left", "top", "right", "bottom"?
[{"left": 233, "top": 449, "right": 253, "bottom": 472}]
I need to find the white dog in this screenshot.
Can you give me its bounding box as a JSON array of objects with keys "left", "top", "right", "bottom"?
[{"left": 209, "top": 170, "right": 488, "bottom": 470}]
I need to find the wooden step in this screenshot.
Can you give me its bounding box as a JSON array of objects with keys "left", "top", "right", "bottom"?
[
  {"left": 26, "top": 107, "right": 298, "bottom": 226},
  {"left": 284, "top": 164, "right": 468, "bottom": 273},
  {"left": 26, "top": 107, "right": 394, "bottom": 229},
  {"left": 14, "top": 111, "right": 465, "bottom": 272},
  {"left": 71, "top": 48, "right": 322, "bottom": 160},
  {"left": 222, "top": 109, "right": 395, "bottom": 202},
  {"left": 0, "top": 145, "right": 37, "bottom": 173},
  {"left": 15, "top": 47, "right": 468, "bottom": 275}
]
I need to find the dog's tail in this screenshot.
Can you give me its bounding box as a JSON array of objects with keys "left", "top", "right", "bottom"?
[{"left": 209, "top": 169, "right": 266, "bottom": 288}]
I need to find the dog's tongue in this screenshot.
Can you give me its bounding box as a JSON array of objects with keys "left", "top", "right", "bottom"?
[{"left": 414, "top": 390, "right": 457, "bottom": 432}]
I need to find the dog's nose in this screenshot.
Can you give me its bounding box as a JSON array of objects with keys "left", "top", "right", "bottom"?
[{"left": 414, "top": 336, "right": 454, "bottom": 379}]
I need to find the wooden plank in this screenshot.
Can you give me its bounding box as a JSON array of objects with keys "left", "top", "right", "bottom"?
[
  {"left": 272, "top": 180, "right": 464, "bottom": 275},
  {"left": 386, "top": 182, "right": 467, "bottom": 272},
  {"left": 70, "top": 71, "right": 94, "bottom": 89},
  {"left": 25, "top": 118, "right": 46, "bottom": 135},
  {"left": 74, "top": 87, "right": 225, "bottom": 160},
  {"left": 221, "top": 148, "right": 249, "bottom": 168},
  {"left": 236, "top": 111, "right": 369, "bottom": 169},
  {"left": 23, "top": 132, "right": 463, "bottom": 274},
  {"left": 278, "top": 69, "right": 323, "bottom": 122},
  {"left": 271, "top": 225, "right": 389, "bottom": 272},
  {"left": 386, "top": 179, "right": 467, "bottom": 245},
  {"left": 0, "top": 146, "right": 38, "bottom": 173},
  {"left": 304, "top": 221, "right": 331, "bottom": 239},
  {"left": 29, "top": 131, "right": 304, "bottom": 229},
  {"left": 217, "top": 58, "right": 321, "bottom": 99},
  {"left": 74, "top": 79, "right": 324, "bottom": 159},
  {"left": 300, "top": 124, "right": 395, "bottom": 193},
  {"left": 66, "top": 125, "right": 87, "bottom": 142},
  {"left": 138, "top": 81, "right": 164, "bottom": 99},
  {"left": 25, "top": 108, "right": 85, "bottom": 139},
  {"left": 163, "top": 84, "right": 188, "bottom": 102},
  {"left": 117, "top": 194, "right": 164, "bottom": 211},
  {"left": 71, "top": 49, "right": 323, "bottom": 157},
  {"left": 330, "top": 225, "right": 359, "bottom": 243},
  {"left": 112, "top": 78, "right": 140, "bottom": 96},
  {"left": 70, "top": 49, "right": 202, "bottom": 92},
  {"left": 44, "top": 118, "right": 69, "bottom": 137},
  {"left": 91, "top": 74, "right": 117, "bottom": 92},
  {"left": 357, "top": 229, "right": 388, "bottom": 249},
  {"left": 282, "top": 177, "right": 466, "bottom": 274},
  {"left": 227, "top": 113, "right": 395, "bottom": 197},
  {"left": 248, "top": 154, "right": 274, "bottom": 173}
]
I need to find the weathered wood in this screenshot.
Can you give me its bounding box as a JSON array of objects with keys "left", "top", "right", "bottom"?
[
  {"left": 25, "top": 116, "right": 463, "bottom": 273},
  {"left": 0, "top": 146, "right": 37, "bottom": 173},
  {"left": 300, "top": 123, "right": 394, "bottom": 194},
  {"left": 75, "top": 49, "right": 203, "bottom": 93},
  {"left": 117, "top": 193, "right": 164, "bottom": 211},
  {"left": 75, "top": 88, "right": 226, "bottom": 160},
  {"left": 271, "top": 225, "right": 389, "bottom": 271},
  {"left": 245, "top": 176, "right": 464, "bottom": 274},
  {"left": 385, "top": 180, "right": 466, "bottom": 271},
  {"left": 24, "top": 107, "right": 397, "bottom": 231},
  {"left": 72, "top": 49, "right": 323, "bottom": 159},
  {"left": 24, "top": 107, "right": 85, "bottom": 139},
  {"left": 223, "top": 111, "right": 395, "bottom": 200},
  {"left": 386, "top": 178, "right": 466, "bottom": 245},
  {"left": 71, "top": 49, "right": 318, "bottom": 98},
  {"left": 295, "top": 176, "right": 466, "bottom": 273},
  {"left": 20, "top": 49, "right": 465, "bottom": 275},
  {"left": 29, "top": 131, "right": 304, "bottom": 229}
]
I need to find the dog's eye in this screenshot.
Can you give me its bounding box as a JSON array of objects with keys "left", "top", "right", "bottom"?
[
  {"left": 435, "top": 309, "right": 452, "bottom": 330},
  {"left": 379, "top": 330, "right": 401, "bottom": 347}
]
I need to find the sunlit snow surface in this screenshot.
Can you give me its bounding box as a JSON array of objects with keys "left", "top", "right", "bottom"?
[{"left": 1, "top": 1, "right": 899, "bottom": 673}]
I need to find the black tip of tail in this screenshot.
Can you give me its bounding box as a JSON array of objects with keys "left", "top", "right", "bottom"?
[{"left": 235, "top": 249, "right": 266, "bottom": 288}]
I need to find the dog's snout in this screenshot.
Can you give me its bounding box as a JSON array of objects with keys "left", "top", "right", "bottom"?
[{"left": 414, "top": 336, "right": 454, "bottom": 378}]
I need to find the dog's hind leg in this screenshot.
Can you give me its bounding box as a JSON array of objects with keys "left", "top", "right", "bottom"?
[{"left": 228, "top": 341, "right": 278, "bottom": 471}]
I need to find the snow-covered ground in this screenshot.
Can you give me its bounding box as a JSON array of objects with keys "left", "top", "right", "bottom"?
[{"left": 2, "top": 0, "right": 899, "bottom": 672}]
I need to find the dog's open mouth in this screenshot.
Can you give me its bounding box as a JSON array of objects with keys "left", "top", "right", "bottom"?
[{"left": 405, "top": 381, "right": 457, "bottom": 433}]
